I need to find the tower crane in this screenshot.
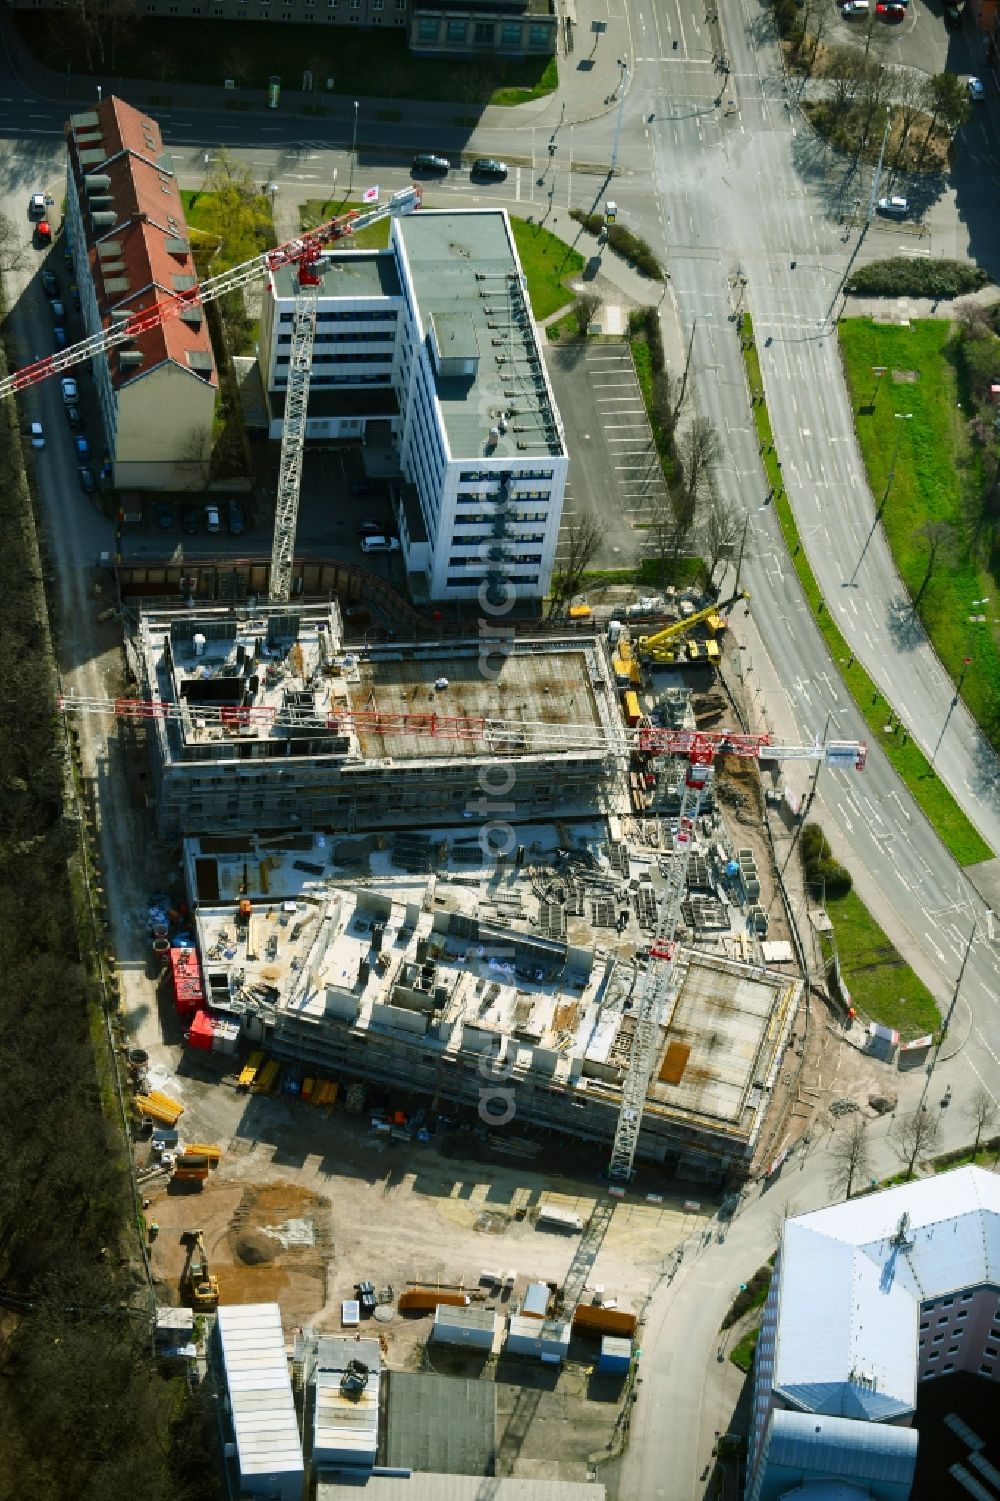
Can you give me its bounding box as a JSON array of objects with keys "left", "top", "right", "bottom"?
[
  {"left": 0, "top": 184, "right": 422, "bottom": 604},
  {"left": 55, "top": 692, "right": 865, "bottom": 1180}
]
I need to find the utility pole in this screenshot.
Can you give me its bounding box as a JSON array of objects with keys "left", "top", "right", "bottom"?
[
  {"left": 825, "top": 107, "right": 891, "bottom": 327},
  {"left": 610, "top": 57, "right": 629, "bottom": 175}
]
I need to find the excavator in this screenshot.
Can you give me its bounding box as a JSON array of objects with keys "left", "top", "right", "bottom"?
[
  {"left": 180, "top": 1229, "right": 220, "bottom": 1310},
  {"left": 635, "top": 589, "right": 749, "bottom": 666}
]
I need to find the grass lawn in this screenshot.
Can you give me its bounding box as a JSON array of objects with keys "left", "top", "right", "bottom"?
[
  {"left": 578, "top": 557, "right": 706, "bottom": 590},
  {"left": 729, "top": 1325, "right": 760, "bottom": 1374},
  {"left": 838, "top": 319, "right": 1000, "bottom": 748},
  {"left": 630, "top": 333, "right": 674, "bottom": 485},
  {"left": 739, "top": 313, "right": 992, "bottom": 867},
  {"left": 300, "top": 198, "right": 393, "bottom": 249},
  {"left": 13, "top": 11, "right": 556, "bottom": 106},
  {"left": 508, "top": 218, "right": 584, "bottom": 322},
  {"left": 822, "top": 887, "right": 941, "bottom": 1038}
]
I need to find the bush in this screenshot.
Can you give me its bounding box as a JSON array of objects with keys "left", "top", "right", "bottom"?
[
  {"left": 569, "top": 208, "right": 664, "bottom": 281},
  {"left": 846, "top": 258, "right": 991, "bottom": 300},
  {"left": 721, "top": 1264, "right": 773, "bottom": 1329},
  {"left": 801, "top": 822, "right": 853, "bottom": 898},
  {"left": 628, "top": 306, "right": 665, "bottom": 373}
]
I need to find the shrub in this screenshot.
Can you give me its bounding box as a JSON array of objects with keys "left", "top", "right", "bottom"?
[
  {"left": 801, "top": 822, "right": 853, "bottom": 898},
  {"left": 846, "top": 258, "right": 991, "bottom": 300},
  {"left": 721, "top": 1264, "right": 773, "bottom": 1329},
  {"left": 569, "top": 208, "right": 664, "bottom": 280}
]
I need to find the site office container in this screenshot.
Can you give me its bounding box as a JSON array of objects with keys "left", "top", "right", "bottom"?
[
  {"left": 572, "top": 1304, "right": 638, "bottom": 1339},
  {"left": 169, "top": 947, "right": 204, "bottom": 1019},
  {"left": 398, "top": 1289, "right": 471, "bottom": 1313},
  {"left": 186, "top": 1010, "right": 215, "bottom": 1051}
]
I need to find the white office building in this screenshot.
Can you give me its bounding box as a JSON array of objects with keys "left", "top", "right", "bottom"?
[{"left": 258, "top": 208, "right": 568, "bottom": 604}]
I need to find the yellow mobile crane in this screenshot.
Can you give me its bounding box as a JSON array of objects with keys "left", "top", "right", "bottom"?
[{"left": 636, "top": 590, "right": 749, "bottom": 666}]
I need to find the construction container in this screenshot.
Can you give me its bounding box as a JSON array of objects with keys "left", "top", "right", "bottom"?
[
  {"left": 521, "top": 1281, "right": 551, "bottom": 1320},
  {"left": 254, "top": 1058, "right": 280, "bottom": 1095},
  {"left": 169, "top": 946, "right": 204, "bottom": 1020},
  {"left": 431, "top": 1304, "right": 498, "bottom": 1350},
  {"left": 183, "top": 1143, "right": 222, "bottom": 1166},
  {"left": 238, "top": 1050, "right": 265, "bottom": 1089},
  {"left": 211, "top": 1018, "right": 240, "bottom": 1055},
  {"left": 398, "top": 1289, "right": 470, "bottom": 1314},
  {"left": 598, "top": 1336, "right": 632, "bottom": 1374},
  {"left": 505, "top": 1316, "right": 571, "bottom": 1363},
  {"left": 536, "top": 1204, "right": 584, "bottom": 1234},
  {"left": 622, "top": 690, "right": 642, "bottom": 727},
  {"left": 313, "top": 1079, "right": 339, "bottom": 1108},
  {"left": 301, "top": 1077, "right": 315, "bottom": 1101},
  {"left": 186, "top": 1010, "right": 215, "bottom": 1052},
  {"left": 572, "top": 1303, "right": 637, "bottom": 1339}
]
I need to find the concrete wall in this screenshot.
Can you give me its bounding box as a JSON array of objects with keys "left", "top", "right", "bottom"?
[{"left": 114, "top": 364, "right": 216, "bottom": 491}]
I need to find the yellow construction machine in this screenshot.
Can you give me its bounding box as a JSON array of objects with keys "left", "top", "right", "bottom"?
[
  {"left": 180, "top": 1229, "right": 220, "bottom": 1310},
  {"left": 636, "top": 590, "right": 749, "bottom": 666}
]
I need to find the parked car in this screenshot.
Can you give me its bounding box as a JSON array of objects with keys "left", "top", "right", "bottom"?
[
  {"left": 28, "top": 192, "right": 46, "bottom": 221},
  {"left": 30, "top": 421, "right": 44, "bottom": 449},
  {"left": 842, "top": 2, "right": 870, "bottom": 16},
  {"left": 41, "top": 268, "right": 59, "bottom": 298},
  {"left": 943, "top": 3, "right": 961, "bottom": 26},
  {"left": 360, "top": 535, "right": 400, "bottom": 554},
  {"left": 50, "top": 299, "right": 65, "bottom": 322},
  {"left": 351, "top": 478, "right": 387, "bottom": 497},
  {"left": 876, "top": 3, "right": 906, "bottom": 17},
  {"left": 205, "top": 503, "right": 222, "bottom": 534},
  {"left": 77, "top": 466, "right": 95, "bottom": 493},
  {"left": 154, "top": 501, "right": 174, "bottom": 530},
  {"left": 64, "top": 404, "right": 82, "bottom": 430},
  {"left": 968, "top": 75, "right": 985, "bottom": 99},
  {"left": 181, "top": 504, "right": 199, "bottom": 535},
  {"left": 53, "top": 325, "right": 67, "bottom": 349},
  {"left": 225, "top": 498, "right": 246, "bottom": 534},
  {"left": 357, "top": 520, "right": 390, "bottom": 537},
  {"left": 36, "top": 220, "right": 52, "bottom": 246},
  {"left": 471, "top": 157, "right": 508, "bottom": 180},
  {"left": 877, "top": 195, "right": 909, "bottom": 216},
  {"left": 356, "top": 1281, "right": 377, "bottom": 1315},
  {"left": 60, "top": 376, "right": 78, "bottom": 403},
  {"left": 411, "top": 153, "right": 451, "bottom": 174},
  {"left": 74, "top": 434, "right": 90, "bottom": 460}
]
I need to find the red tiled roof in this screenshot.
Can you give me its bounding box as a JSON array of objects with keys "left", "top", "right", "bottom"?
[{"left": 66, "top": 95, "right": 216, "bottom": 393}]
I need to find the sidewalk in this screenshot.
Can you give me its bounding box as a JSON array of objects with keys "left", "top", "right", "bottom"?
[{"left": 0, "top": 0, "right": 630, "bottom": 134}]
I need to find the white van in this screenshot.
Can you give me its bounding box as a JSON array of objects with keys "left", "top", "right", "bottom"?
[
  {"left": 360, "top": 535, "right": 400, "bottom": 554},
  {"left": 842, "top": 2, "right": 870, "bottom": 16}
]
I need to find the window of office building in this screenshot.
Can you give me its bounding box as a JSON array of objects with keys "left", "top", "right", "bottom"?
[
  {"left": 474, "top": 20, "right": 493, "bottom": 42},
  {"left": 447, "top": 18, "right": 466, "bottom": 40},
  {"left": 501, "top": 21, "right": 521, "bottom": 45},
  {"left": 418, "top": 17, "right": 438, "bottom": 39},
  {"left": 528, "top": 22, "right": 549, "bottom": 45}
]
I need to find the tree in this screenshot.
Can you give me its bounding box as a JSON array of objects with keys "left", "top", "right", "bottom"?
[
  {"left": 890, "top": 68, "right": 929, "bottom": 169},
  {"left": 178, "top": 424, "right": 214, "bottom": 490},
  {"left": 920, "top": 72, "right": 970, "bottom": 159},
  {"left": 965, "top": 1084, "right": 997, "bottom": 1155},
  {"left": 893, "top": 1106, "right": 942, "bottom": 1177},
  {"left": 548, "top": 514, "right": 603, "bottom": 615},
  {"left": 829, "top": 1116, "right": 872, "bottom": 1199},
  {"left": 0, "top": 211, "right": 27, "bottom": 275},
  {"left": 677, "top": 416, "right": 721, "bottom": 506},
  {"left": 701, "top": 492, "right": 742, "bottom": 580},
  {"left": 911, "top": 519, "right": 956, "bottom": 614},
  {"left": 222, "top": 45, "right": 254, "bottom": 87},
  {"left": 574, "top": 294, "right": 600, "bottom": 338}
]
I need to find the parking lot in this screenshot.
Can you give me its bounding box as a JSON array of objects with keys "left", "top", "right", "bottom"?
[
  {"left": 825, "top": 0, "right": 978, "bottom": 78},
  {"left": 545, "top": 341, "right": 669, "bottom": 570}
]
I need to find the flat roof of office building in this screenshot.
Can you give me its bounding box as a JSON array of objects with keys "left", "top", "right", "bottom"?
[
  {"left": 384, "top": 1371, "right": 496, "bottom": 1475},
  {"left": 271, "top": 247, "right": 401, "bottom": 300},
  {"left": 318, "top": 1478, "right": 602, "bottom": 1501},
  {"left": 394, "top": 209, "right": 565, "bottom": 462}
]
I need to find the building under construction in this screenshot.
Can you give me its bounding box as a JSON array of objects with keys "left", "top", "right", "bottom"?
[
  {"left": 134, "top": 603, "right": 625, "bottom": 837},
  {"left": 189, "top": 846, "right": 801, "bottom": 1183}
]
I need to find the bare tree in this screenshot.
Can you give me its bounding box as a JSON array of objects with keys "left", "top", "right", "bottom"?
[
  {"left": 828, "top": 1116, "right": 872, "bottom": 1200},
  {"left": 919, "top": 71, "right": 971, "bottom": 161},
  {"left": 221, "top": 45, "right": 254, "bottom": 87},
  {"left": 177, "top": 425, "right": 213, "bottom": 490},
  {"left": 911, "top": 519, "right": 956, "bottom": 615},
  {"left": 548, "top": 514, "right": 603, "bottom": 616},
  {"left": 700, "top": 492, "right": 742, "bottom": 581},
  {"left": 893, "top": 1107, "right": 942, "bottom": 1178},
  {"left": 0, "top": 212, "right": 27, "bottom": 275},
  {"left": 678, "top": 415, "right": 722, "bottom": 507},
  {"left": 890, "top": 67, "right": 929, "bottom": 169},
  {"left": 965, "top": 1085, "right": 997, "bottom": 1156}
]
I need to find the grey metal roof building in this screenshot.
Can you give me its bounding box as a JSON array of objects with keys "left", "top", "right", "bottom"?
[
  {"left": 215, "top": 1302, "right": 304, "bottom": 1501},
  {"left": 748, "top": 1168, "right": 1000, "bottom": 1501},
  {"left": 384, "top": 1371, "right": 496, "bottom": 1475},
  {"left": 750, "top": 1412, "right": 917, "bottom": 1501},
  {"left": 318, "top": 1476, "right": 603, "bottom": 1501}
]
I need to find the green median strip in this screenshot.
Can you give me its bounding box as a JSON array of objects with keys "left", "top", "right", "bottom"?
[{"left": 738, "top": 313, "right": 992, "bottom": 868}]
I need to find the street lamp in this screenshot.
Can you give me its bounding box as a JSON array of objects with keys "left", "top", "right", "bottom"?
[
  {"left": 609, "top": 57, "right": 629, "bottom": 176},
  {"left": 352, "top": 100, "right": 359, "bottom": 159},
  {"left": 847, "top": 411, "right": 912, "bottom": 587},
  {"left": 931, "top": 654, "right": 973, "bottom": 765}
]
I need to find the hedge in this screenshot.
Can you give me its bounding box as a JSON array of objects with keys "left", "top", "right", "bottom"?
[
  {"left": 569, "top": 208, "right": 664, "bottom": 281},
  {"left": 846, "top": 258, "right": 991, "bottom": 299}
]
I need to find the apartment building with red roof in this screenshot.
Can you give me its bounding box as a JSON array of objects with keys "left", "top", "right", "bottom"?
[{"left": 63, "top": 96, "right": 218, "bottom": 491}]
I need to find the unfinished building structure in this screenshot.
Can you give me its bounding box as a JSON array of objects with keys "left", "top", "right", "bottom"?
[
  {"left": 192, "top": 865, "right": 801, "bottom": 1183},
  {"left": 134, "top": 603, "right": 624, "bottom": 837}
]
